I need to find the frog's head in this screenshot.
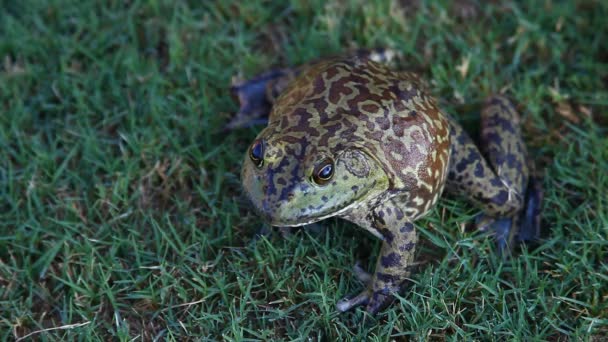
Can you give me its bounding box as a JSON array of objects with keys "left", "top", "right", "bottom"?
[{"left": 241, "top": 124, "right": 389, "bottom": 227}]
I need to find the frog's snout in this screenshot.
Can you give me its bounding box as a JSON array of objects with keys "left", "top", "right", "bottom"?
[{"left": 242, "top": 164, "right": 281, "bottom": 223}]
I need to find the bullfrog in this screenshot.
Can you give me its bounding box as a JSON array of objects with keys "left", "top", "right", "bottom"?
[{"left": 235, "top": 49, "right": 542, "bottom": 314}]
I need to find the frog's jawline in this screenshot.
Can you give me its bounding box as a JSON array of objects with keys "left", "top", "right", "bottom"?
[
  {"left": 268, "top": 202, "right": 354, "bottom": 227},
  {"left": 268, "top": 190, "right": 386, "bottom": 228}
]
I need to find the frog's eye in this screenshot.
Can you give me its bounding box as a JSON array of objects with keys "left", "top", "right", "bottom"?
[
  {"left": 249, "top": 139, "right": 264, "bottom": 168},
  {"left": 312, "top": 158, "right": 334, "bottom": 185}
]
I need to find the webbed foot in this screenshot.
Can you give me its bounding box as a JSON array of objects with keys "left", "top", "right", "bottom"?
[
  {"left": 475, "top": 175, "right": 544, "bottom": 256},
  {"left": 336, "top": 262, "right": 398, "bottom": 314},
  {"left": 516, "top": 175, "right": 543, "bottom": 243},
  {"left": 336, "top": 262, "right": 373, "bottom": 312},
  {"left": 336, "top": 288, "right": 394, "bottom": 314},
  {"left": 476, "top": 215, "right": 516, "bottom": 257},
  {"left": 226, "top": 70, "right": 285, "bottom": 130},
  {"left": 352, "top": 261, "right": 372, "bottom": 285}
]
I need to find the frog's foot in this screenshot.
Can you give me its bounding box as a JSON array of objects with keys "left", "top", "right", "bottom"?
[
  {"left": 226, "top": 69, "right": 292, "bottom": 130},
  {"left": 516, "top": 175, "right": 543, "bottom": 243},
  {"left": 336, "top": 289, "right": 370, "bottom": 312},
  {"left": 336, "top": 263, "right": 397, "bottom": 313},
  {"left": 335, "top": 263, "right": 372, "bottom": 312},
  {"left": 475, "top": 176, "right": 544, "bottom": 256},
  {"left": 475, "top": 216, "right": 516, "bottom": 257},
  {"left": 352, "top": 261, "right": 372, "bottom": 286},
  {"left": 226, "top": 71, "right": 277, "bottom": 130},
  {"left": 336, "top": 288, "right": 394, "bottom": 314}
]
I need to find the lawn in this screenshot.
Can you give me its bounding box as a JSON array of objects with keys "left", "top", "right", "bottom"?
[{"left": 1, "top": 0, "right": 607, "bottom": 340}]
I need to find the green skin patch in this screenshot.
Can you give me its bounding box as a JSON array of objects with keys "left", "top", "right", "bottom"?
[{"left": 240, "top": 50, "right": 532, "bottom": 314}]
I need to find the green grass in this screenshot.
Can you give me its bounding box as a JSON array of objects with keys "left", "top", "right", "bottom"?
[{"left": 1, "top": 0, "right": 607, "bottom": 340}]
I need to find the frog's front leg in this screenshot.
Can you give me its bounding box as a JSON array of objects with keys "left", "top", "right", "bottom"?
[{"left": 338, "top": 199, "right": 418, "bottom": 314}]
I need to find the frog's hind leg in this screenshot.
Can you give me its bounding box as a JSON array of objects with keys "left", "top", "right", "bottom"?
[
  {"left": 480, "top": 96, "right": 545, "bottom": 249},
  {"left": 227, "top": 67, "right": 300, "bottom": 130},
  {"left": 446, "top": 96, "right": 531, "bottom": 254},
  {"left": 516, "top": 172, "right": 543, "bottom": 243}
]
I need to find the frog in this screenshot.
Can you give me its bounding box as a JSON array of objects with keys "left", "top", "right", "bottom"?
[{"left": 235, "top": 49, "right": 542, "bottom": 314}]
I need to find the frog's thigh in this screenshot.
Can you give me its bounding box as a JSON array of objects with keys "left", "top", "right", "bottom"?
[
  {"left": 446, "top": 109, "right": 527, "bottom": 217},
  {"left": 480, "top": 96, "right": 529, "bottom": 193}
]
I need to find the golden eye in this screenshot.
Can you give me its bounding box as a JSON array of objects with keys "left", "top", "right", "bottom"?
[
  {"left": 249, "top": 139, "right": 264, "bottom": 168},
  {"left": 312, "top": 158, "right": 334, "bottom": 185}
]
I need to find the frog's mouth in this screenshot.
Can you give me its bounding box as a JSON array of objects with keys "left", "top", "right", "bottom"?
[
  {"left": 266, "top": 198, "right": 363, "bottom": 227},
  {"left": 241, "top": 173, "right": 369, "bottom": 228}
]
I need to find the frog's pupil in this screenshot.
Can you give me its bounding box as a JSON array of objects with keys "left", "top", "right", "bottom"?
[
  {"left": 319, "top": 164, "right": 333, "bottom": 179},
  {"left": 250, "top": 141, "right": 263, "bottom": 166}
]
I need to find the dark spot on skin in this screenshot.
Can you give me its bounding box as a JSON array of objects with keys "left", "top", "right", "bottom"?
[
  {"left": 494, "top": 154, "right": 505, "bottom": 167},
  {"left": 392, "top": 110, "right": 421, "bottom": 137},
  {"left": 457, "top": 131, "right": 469, "bottom": 145},
  {"left": 374, "top": 116, "right": 390, "bottom": 130},
  {"left": 474, "top": 162, "right": 484, "bottom": 177},
  {"left": 321, "top": 196, "right": 328, "bottom": 202},
  {"left": 380, "top": 228, "right": 395, "bottom": 244},
  {"left": 375, "top": 272, "right": 400, "bottom": 284},
  {"left": 484, "top": 115, "right": 517, "bottom": 135},
  {"left": 492, "top": 190, "right": 509, "bottom": 205},
  {"left": 319, "top": 122, "right": 342, "bottom": 145},
  {"left": 364, "top": 130, "right": 383, "bottom": 141},
  {"left": 388, "top": 83, "right": 418, "bottom": 103},
  {"left": 381, "top": 252, "right": 401, "bottom": 268},
  {"left": 351, "top": 185, "right": 359, "bottom": 192},
  {"left": 374, "top": 215, "right": 386, "bottom": 228},
  {"left": 362, "top": 103, "right": 380, "bottom": 112},
  {"left": 395, "top": 208, "right": 404, "bottom": 220},
  {"left": 400, "top": 223, "right": 414, "bottom": 233},
  {"left": 386, "top": 208, "right": 392, "bottom": 215},
  {"left": 455, "top": 149, "right": 479, "bottom": 173},
  {"left": 399, "top": 241, "right": 416, "bottom": 251},
  {"left": 343, "top": 175, "right": 348, "bottom": 181},
  {"left": 483, "top": 132, "right": 503, "bottom": 147},
  {"left": 490, "top": 177, "right": 503, "bottom": 187},
  {"left": 505, "top": 154, "right": 518, "bottom": 168}
]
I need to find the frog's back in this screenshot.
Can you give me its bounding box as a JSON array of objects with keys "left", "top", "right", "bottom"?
[{"left": 269, "top": 56, "right": 451, "bottom": 205}]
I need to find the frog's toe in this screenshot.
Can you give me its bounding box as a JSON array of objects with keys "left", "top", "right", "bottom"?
[
  {"left": 336, "top": 288, "right": 393, "bottom": 314},
  {"left": 365, "top": 291, "right": 394, "bottom": 314},
  {"left": 516, "top": 176, "right": 543, "bottom": 243},
  {"left": 353, "top": 261, "right": 372, "bottom": 286},
  {"left": 226, "top": 70, "right": 283, "bottom": 130},
  {"left": 337, "top": 290, "right": 370, "bottom": 312},
  {"left": 491, "top": 218, "right": 515, "bottom": 257},
  {"left": 475, "top": 215, "right": 515, "bottom": 257}
]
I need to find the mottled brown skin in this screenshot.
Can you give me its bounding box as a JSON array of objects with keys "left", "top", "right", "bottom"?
[{"left": 240, "top": 51, "right": 531, "bottom": 313}]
